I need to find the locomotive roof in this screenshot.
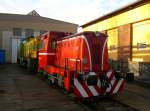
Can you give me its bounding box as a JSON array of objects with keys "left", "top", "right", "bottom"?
[
  {"left": 21, "top": 36, "right": 40, "bottom": 42},
  {"left": 58, "top": 31, "right": 107, "bottom": 41}
]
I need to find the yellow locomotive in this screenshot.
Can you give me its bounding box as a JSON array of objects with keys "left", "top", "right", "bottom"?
[{"left": 18, "top": 36, "right": 40, "bottom": 72}]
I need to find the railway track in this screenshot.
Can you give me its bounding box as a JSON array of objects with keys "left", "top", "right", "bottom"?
[
  {"left": 73, "top": 97, "right": 139, "bottom": 111},
  {"left": 42, "top": 77, "right": 139, "bottom": 111}
]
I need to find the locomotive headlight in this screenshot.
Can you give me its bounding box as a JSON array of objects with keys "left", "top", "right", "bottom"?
[{"left": 87, "top": 72, "right": 98, "bottom": 86}]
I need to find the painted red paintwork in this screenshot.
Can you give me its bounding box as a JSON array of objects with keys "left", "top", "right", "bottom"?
[{"left": 38, "top": 31, "right": 125, "bottom": 98}]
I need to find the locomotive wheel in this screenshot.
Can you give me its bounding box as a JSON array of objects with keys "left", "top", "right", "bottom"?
[
  {"left": 57, "top": 75, "right": 64, "bottom": 88},
  {"left": 48, "top": 79, "right": 55, "bottom": 87}
]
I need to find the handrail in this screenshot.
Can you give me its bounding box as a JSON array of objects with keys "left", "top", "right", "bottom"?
[
  {"left": 64, "top": 58, "right": 69, "bottom": 70},
  {"left": 75, "top": 58, "right": 81, "bottom": 73}
]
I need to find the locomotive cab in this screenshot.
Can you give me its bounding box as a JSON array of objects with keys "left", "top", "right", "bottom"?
[{"left": 38, "top": 31, "right": 125, "bottom": 99}]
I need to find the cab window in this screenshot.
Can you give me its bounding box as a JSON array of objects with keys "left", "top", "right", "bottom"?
[
  {"left": 51, "top": 40, "right": 56, "bottom": 49},
  {"left": 39, "top": 41, "right": 44, "bottom": 49}
]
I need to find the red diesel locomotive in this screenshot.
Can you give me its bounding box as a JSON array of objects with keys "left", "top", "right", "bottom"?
[{"left": 38, "top": 31, "right": 125, "bottom": 98}]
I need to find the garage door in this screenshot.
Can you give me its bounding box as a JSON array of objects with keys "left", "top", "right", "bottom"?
[
  {"left": 11, "top": 39, "right": 20, "bottom": 63},
  {"left": 132, "top": 20, "right": 150, "bottom": 62},
  {"left": 107, "top": 28, "right": 118, "bottom": 60}
]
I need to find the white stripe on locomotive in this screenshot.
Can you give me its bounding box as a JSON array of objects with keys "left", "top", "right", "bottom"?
[
  {"left": 39, "top": 52, "right": 56, "bottom": 56},
  {"left": 113, "top": 79, "right": 124, "bottom": 94},
  {"left": 97, "top": 79, "right": 101, "bottom": 88},
  {"left": 74, "top": 78, "right": 89, "bottom": 97},
  {"left": 88, "top": 86, "right": 99, "bottom": 96},
  {"left": 101, "top": 38, "right": 108, "bottom": 71},
  {"left": 81, "top": 35, "right": 92, "bottom": 71},
  {"left": 106, "top": 76, "right": 116, "bottom": 92},
  {"left": 107, "top": 70, "right": 113, "bottom": 78}
]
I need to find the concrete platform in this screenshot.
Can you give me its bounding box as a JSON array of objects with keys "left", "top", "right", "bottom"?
[
  {"left": 116, "top": 82, "right": 150, "bottom": 111},
  {"left": 0, "top": 64, "right": 85, "bottom": 111}
]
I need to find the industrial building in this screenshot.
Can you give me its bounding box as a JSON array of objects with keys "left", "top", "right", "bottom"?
[
  {"left": 82, "top": 0, "right": 150, "bottom": 79},
  {"left": 0, "top": 10, "right": 78, "bottom": 63}
]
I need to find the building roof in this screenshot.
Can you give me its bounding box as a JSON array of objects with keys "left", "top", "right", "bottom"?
[
  {"left": 27, "top": 10, "right": 40, "bottom": 16},
  {"left": 81, "top": 0, "right": 150, "bottom": 28},
  {"left": 0, "top": 10, "right": 77, "bottom": 25}
]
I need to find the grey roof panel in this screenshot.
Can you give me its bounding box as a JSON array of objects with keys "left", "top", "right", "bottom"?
[{"left": 0, "top": 12, "right": 77, "bottom": 25}]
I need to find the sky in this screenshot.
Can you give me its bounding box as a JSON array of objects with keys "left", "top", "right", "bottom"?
[{"left": 0, "top": 0, "right": 138, "bottom": 25}]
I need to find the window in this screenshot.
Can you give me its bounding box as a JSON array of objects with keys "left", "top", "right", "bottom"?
[
  {"left": 13, "top": 28, "right": 22, "bottom": 36},
  {"left": 51, "top": 40, "right": 56, "bottom": 49},
  {"left": 137, "top": 42, "right": 146, "bottom": 50},
  {"left": 25, "top": 29, "right": 34, "bottom": 37},
  {"left": 39, "top": 41, "right": 44, "bottom": 49}
]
